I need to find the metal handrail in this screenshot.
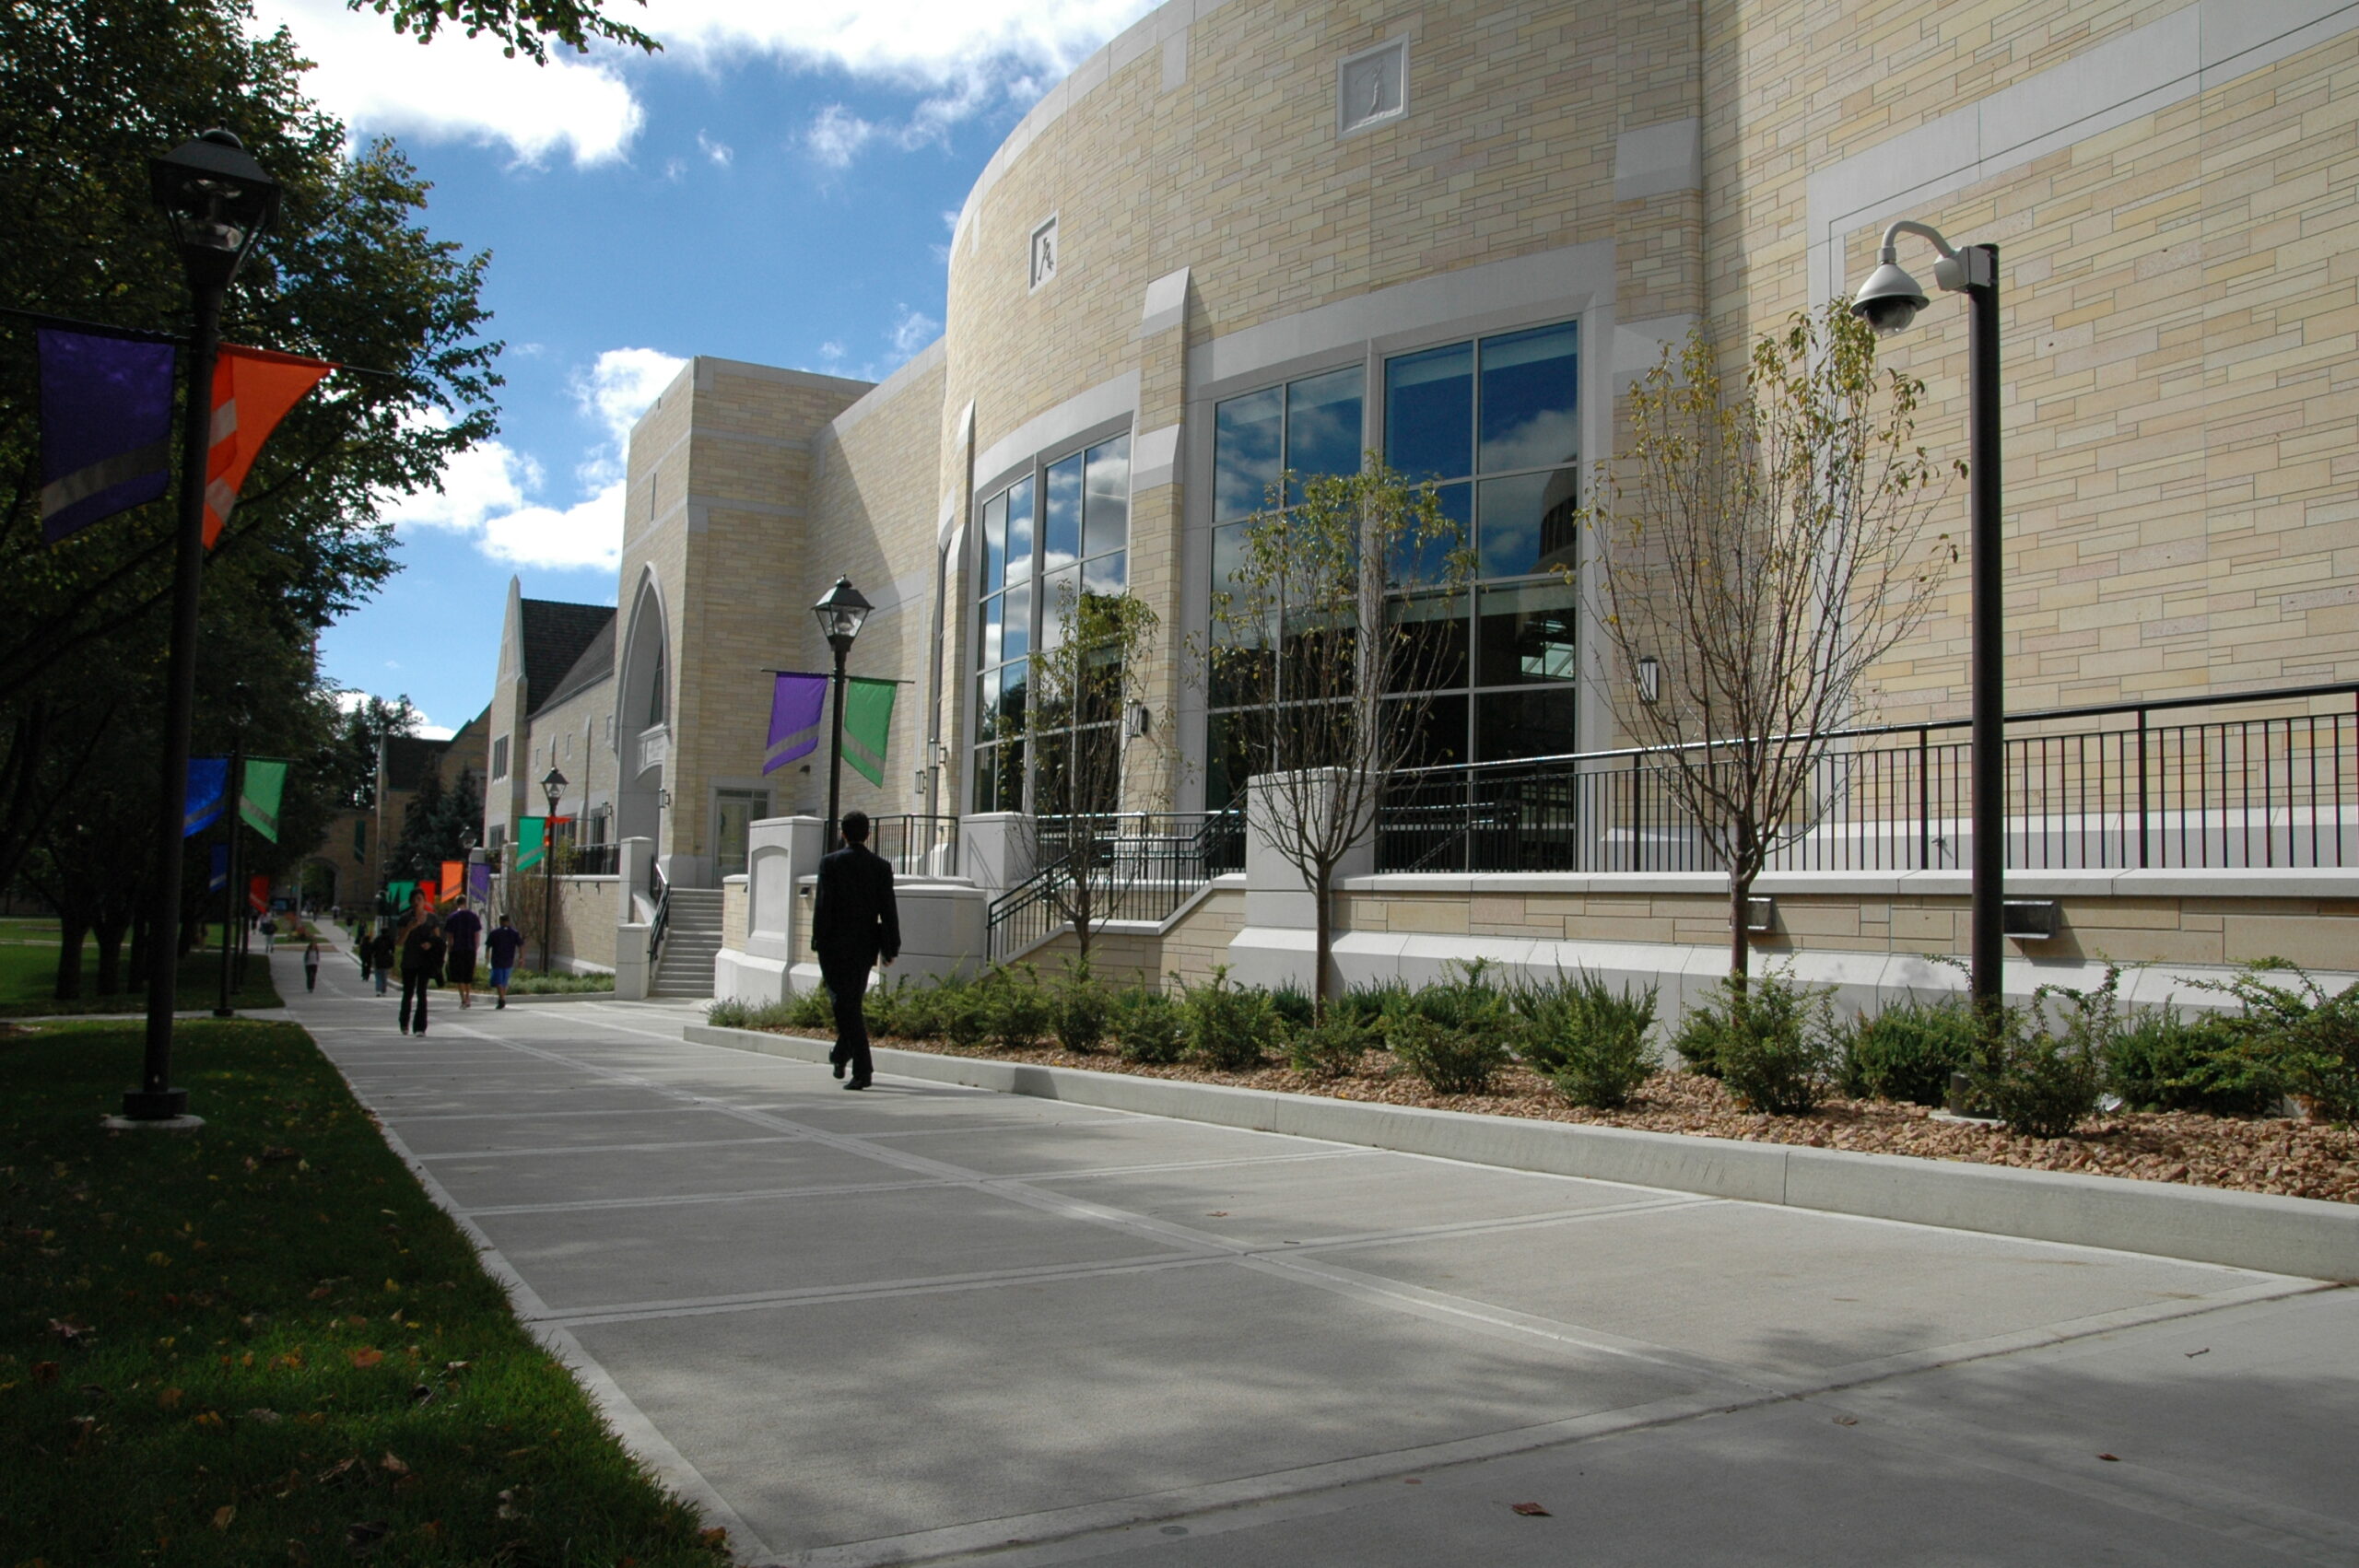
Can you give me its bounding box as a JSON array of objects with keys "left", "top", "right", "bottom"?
[
  {"left": 646, "top": 858, "right": 669, "bottom": 965},
  {"left": 987, "top": 811, "right": 1244, "bottom": 962}
]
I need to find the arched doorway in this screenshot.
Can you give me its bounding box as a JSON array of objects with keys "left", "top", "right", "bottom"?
[{"left": 616, "top": 568, "right": 671, "bottom": 873}]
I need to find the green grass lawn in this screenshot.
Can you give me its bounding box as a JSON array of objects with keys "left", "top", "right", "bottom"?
[
  {"left": 0, "top": 1020, "right": 733, "bottom": 1566},
  {"left": 0, "top": 925, "right": 282, "bottom": 1019}
]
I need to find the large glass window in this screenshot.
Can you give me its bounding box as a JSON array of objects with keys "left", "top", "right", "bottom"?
[
  {"left": 1203, "top": 323, "right": 1580, "bottom": 806},
  {"left": 973, "top": 433, "right": 1131, "bottom": 813}
]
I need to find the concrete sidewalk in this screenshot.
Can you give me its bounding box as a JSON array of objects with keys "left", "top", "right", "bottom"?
[{"left": 285, "top": 958, "right": 2359, "bottom": 1567}]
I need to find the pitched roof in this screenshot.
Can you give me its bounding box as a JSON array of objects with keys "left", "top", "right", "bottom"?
[
  {"left": 535, "top": 615, "right": 615, "bottom": 714},
  {"left": 519, "top": 599, "right": 616, "bottom": 716}
]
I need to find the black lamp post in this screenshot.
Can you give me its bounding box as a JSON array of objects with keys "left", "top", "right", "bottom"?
[
  {"left": 129, "top": 131, "right": 279, "bottom": 1123},
  {"left": 812, "top": 576, "right": 872, "bottom": 848},
  {"left": 539, "top": 766, "right": 566, "bottom": 974},
  {"left": 1851, "top": 220, "right": 2004, "bottom": 1024}
]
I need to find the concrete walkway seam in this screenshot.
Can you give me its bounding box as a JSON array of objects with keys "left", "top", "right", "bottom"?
[{"left": 682, "top": 1024, "right": 2359, "bottom": 1282}]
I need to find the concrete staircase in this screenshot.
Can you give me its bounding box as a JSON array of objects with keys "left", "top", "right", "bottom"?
[{"left": 651, "top": 886, "right": 723, "bottom": 998}]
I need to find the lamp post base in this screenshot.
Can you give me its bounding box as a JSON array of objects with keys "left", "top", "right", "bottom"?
[{"left": 118, "top": 1088, "right": 191, "bottom": 1121}]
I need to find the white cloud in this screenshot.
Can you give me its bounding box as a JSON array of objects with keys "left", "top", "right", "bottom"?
[
  {"left": 374, "top": 348, "right": 684, "bottom": 572},
  {"left": 414, "top": 720, "right": 459, "bottom": 742},
  {"left": 258, "top": 0, "right": 1157, "bottom": 169},
  {"left": 698, "top": 130, "right": 734, "bottom": 167},
  {"left": 804, "top": 103, "right": 879, "bottom": 169},
  {"left": 889, "top": 305, "right": 941, "bottom": 359},
  {"left": 255, "top": 0, "right": 642, "bottom": 166}
]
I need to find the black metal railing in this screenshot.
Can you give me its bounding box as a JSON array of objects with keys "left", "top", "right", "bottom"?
[
  {"left": 1377, "top": 682, "right": 2359, "bottom": 875},
  {"left": 987, "top": 811, "right": 1244, "bottom": 962},
  {"left": 868, "top": 814, "right": 961, "bottom": 878},
  {"left": 646, "top": 856, "right": 669, "bottom": 966},
  {"left": 568, "top": 843, "right": 620, "bottom": 877}
]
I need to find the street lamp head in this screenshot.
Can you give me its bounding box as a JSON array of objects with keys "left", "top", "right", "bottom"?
[
  {"left": 541, "top": 766, "right": 567, "bottom": 811},
  {"left": 1850, "top": 253, "right": 1931, "bottom": 337},
  {"left": 150, "top": 129, "right": 279, "bottom": 293},
  {"left": 812, "top": 576, "right": 872, "bottom": 654}
]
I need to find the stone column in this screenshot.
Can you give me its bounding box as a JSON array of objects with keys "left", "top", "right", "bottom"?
[{"left": 1229, "top": 768, "right": 1376, "bottom": 995}]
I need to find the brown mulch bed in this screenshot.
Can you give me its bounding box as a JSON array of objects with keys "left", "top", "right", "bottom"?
[{"left": 789, "top": 1031, "right": 2359, "bottom": 1205}]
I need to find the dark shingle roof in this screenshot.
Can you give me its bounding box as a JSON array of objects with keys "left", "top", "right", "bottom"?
[
  {"left": 520, "top": 600, "right": 616, "bottom": 716},
  {"left": 536, "top": 615, "right": 615, "bottom": 714}
]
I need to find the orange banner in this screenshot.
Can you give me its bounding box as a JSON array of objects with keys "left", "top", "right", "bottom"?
[{"left": 204, "top": 345, "right": 334, "bottom": 547}]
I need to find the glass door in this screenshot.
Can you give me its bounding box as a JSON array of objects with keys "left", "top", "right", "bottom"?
[{"left": 714, "top": 789, "right": 769, "bottom": 880}]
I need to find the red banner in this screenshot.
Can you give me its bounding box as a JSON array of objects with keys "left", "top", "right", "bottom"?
[
  {"left": 247, "top": 874, "right": 271, "bottom": 915},
  {"left": 204, "top": 345, "right": 333, "bottom": 547}
]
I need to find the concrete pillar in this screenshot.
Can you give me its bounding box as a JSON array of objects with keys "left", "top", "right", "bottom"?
[
  {"left": 1229, "top": 768, "right": 1376, "bottom": 994},
  {"left": 959, "top": 812, "right": 1035, "bottom": 897}
]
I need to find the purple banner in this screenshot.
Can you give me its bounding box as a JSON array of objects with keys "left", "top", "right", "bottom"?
[
  {"left": 468, "top": 861, "right": 491, "bottom": 905},
  {"left": 764, "top": 672, "right": 828, "bottom": 775},
  {"left": 38, "top": 329, "right": 177, "bottom": 544}
]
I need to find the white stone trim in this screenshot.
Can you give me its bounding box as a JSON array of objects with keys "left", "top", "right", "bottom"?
[
  {"left": 1138, "top": 265, "right": 1191, "bottom": 337},
  {"left": 1131, "top": 424, "right": 1181, "bottom": 492},
  {"left": 972, "top": 370, "right": 1141, "bottom": 494},
  {"left": 1612, "top": 117, "right": 1701, "bottom": 200}
]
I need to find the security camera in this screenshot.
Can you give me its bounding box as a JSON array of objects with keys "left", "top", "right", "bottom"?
[{"left": 1850, "top": 259, "right": 1930, "bottom": 337}]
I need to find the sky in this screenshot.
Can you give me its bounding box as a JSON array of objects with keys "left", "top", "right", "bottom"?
[{"left": 275, "top": 0, "right": 1159, "bottom": 737}]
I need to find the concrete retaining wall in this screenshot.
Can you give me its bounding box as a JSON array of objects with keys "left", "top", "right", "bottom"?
[{"left": 683, "top": 1023, "right": 2359, "bottom": 1283}]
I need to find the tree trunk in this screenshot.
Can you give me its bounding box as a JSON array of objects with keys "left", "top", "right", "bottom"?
[
  {"left": 1312, "top": 864, "right": 1333, "bottom": 1020},
  {"left": 1727, "top": 872, "right": 1754, "bottom": 992},
  {"left": 53, "top": 914, "right": 87, "bottom": 1000},
  {"left": 93, "top": 914, "right": 128, "bottom": 995}
]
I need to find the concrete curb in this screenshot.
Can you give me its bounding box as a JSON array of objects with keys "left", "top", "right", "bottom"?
[{"left": 682, "top": 1023, "right": 2359, "bottom": 1282}]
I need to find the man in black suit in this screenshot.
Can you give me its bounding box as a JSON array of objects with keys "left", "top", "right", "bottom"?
[{"left": 811, "top": 809, "right": 900, "bottom": 1090}]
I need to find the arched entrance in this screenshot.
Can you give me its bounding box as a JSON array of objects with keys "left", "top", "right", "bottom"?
[{"left": 616, "top": 568, "right": 671, "bottom": 873}]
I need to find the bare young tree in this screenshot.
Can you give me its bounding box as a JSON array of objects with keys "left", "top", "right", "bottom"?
[
  {"left": 1022, "top": 582, "right": 1170, "bottom": 964},
  {"left": 1210, "top": 460, "right": 1474, "bottom": 1011},
  {"left": 1585, "top": 304, "right": 1957, "bottom": 984}
]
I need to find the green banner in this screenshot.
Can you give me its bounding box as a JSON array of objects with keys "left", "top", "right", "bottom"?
[
  {"left": 386, "top": 880, "right": 416, "bottom": 914},
  {"left": 514, "top": 815, "right": 547, "bottom": 872},
  {"left": 842, "top": 677, "right": 897, "bottom": 787},
  {"left": 240, "top": 758, "right": 288, "bottom": 842}
]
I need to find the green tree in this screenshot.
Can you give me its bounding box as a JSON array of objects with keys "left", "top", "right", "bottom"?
[
  {"left": 1581, "top": 307, "right": 1956, "bottom": 984},
  {"left": 1207, "top": 460, "right": 1474, "bottom": 1012},
  {"left": 358, "top": 0, "right": 659, "bottom": 64},
  {"left": 329, "top": 692, "right": 422, "bottom": 810},
  {"left": 0, "top": 0, "right": 499, "bottom": 894}
]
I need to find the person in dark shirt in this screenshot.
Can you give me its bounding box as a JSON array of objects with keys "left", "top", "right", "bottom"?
[
  {"left": 370, "top": 927, "right": 396, "bottom": 997},
  {"left": 484, "top": 913, "right": 524, "bottom": 1011},
  {"left": 443, "top": 895, "right": 485, "bottom": 1009},
  {"left": 398, "top": 915, "right": 447, "bottom": 1036},
  {"left": 810, "top": 810, "right": 900, "bottom": 1090}
]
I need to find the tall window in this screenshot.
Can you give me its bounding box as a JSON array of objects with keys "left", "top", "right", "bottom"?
[
  {"left": 1204, "top": 322, "right": 1580, "bottom": 806},
  {"left": 974, "top": 432, "right": 1131, "bottom": 812}
]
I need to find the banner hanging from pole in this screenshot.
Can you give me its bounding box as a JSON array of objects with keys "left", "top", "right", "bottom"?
[
  {"left": 208, "top": 843, "right": 229, "bottom": 894},
  {"left": 440, "top": 860, "right": 464, "bottom": 905},
  {"left": 386, "top": 880, "right": 415, "bottom": 914},
  {"left": 36, "top": 328, "right": 177, "bottom": 544},
  {"left": 239, "top": 758, "right": 288, "bottom": 842},
  {"left": 765, "top": 672, "right": 829, "bottom": 775},
  {"left": 468, "top": 862, "right": 491, "bottom": 906},
  {"left": 247, "top": 874, "right": 271, "bottom": 916},
  {"left": 842, "top": 677, "right": 898, "bottom": 787},
  {"left": 184, "top": 756, "right": 229, "bottom": 837},
  {"left": 204, "top": 345, "right": 334, "bottom": 547},
  {"left": 514, "top": 816, "right": 547, "bottom": 872}
]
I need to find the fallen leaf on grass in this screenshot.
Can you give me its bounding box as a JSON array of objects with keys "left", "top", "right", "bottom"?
[
  {"left": 346, "top": 1520, "right": 390, "bottom": 1549},
  {"left": 48, "top": 1316, "right": 93, "bottom": 1344},
  {"left": 348, "top": 1348, "right": 383, "bottom": 1369},
  {"left": 157, "top": 1387, "right": 184, "bottom": 1410},
  {"left": 315, "top": 1457, "right": 361, "bottom": 1487},
  {"left": 698, "top": 1528, "right": 729, "bottom": 1548},
  {"left": 2097, "top": 1453, "right": 2120, "bottom": 1462},
  {"left": 259, "top": 1146, "right": 299, "bottom": 1163},
  {"left": 307, "top": 1285, "right": 334, "bottom": 1301},
  {"left": 1510, "top": 1503, "right": 1552, "bottom": 1516},
  {"left": 191, "top": 1410, "right": 224, "bottom": 1428},
  {"left": 32, "top": 1361, "right": 59, "bottom": 1385},
  {"left": 246, "top": 1408, "right": 282, "bottom": 1423},
  {"left": 212, "top": 1504, "right": 236, "bottom": 1531},
  {"left": 379, "top": 1452, "right": 409, "bottom": 1477}
]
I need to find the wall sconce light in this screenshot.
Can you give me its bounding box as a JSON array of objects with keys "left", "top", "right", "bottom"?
[
  {"left": 1636, "top": 655, "right": 1661, "bottom": 705},
  {"left": 658, "top": 788, "right": 672, "bottom": 809},
  {"left": 1125, "top": 702, "right": 1152, "bottom": 739}
]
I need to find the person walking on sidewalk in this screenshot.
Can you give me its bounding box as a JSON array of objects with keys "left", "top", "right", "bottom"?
[
  {"left": 357, "top": 920, "right": 374, "bottom": 985},
  {"left": 398, "top": 914, "right": 447, "bottom": 1036},
  {"left": 370, "top": 925, "right": 396, "bottom": 997},
  {"left": 485, "top": 913, "right": 523, "bottom": 1010},
  {"left": 302, "top": 940, "right": 321, "bottom": 992},
  {"left": 811, "top": 810, "right": 899, "bottom": 1090},
  {"left": 443, "top": 895, "right": 484, "bottom": 1009}
]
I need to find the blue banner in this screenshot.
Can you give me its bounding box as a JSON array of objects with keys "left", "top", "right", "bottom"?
[
  {"left": 184, "top": 756, "right": 228, "bottom": 837},
  {"left": 208, "top": 843, "right": 229, "bottom": 893},
  {"left": 38, "top": 329, "right": 177, "bottom": 544}
]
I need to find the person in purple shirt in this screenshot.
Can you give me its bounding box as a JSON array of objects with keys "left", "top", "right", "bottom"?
[
  {"left": 442, "top": 895, "right": 485, "bottom": 1009},
  {"left": 484, "top": 912, "right": 525, "bottom": 1011}
]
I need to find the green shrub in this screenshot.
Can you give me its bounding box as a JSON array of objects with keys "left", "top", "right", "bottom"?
[
  {"left": 1285, "top": 1012, "right": 1379, "bottom": 1078},
  {"left": 1682, "top": 972, "right": 1837, "bottom": 1115},
  {"left": 943, "top": 974, "right": 994, "bottom": 1047},
  {"left": 1334, "top": 978, "right": 1411, "bottom": 1027},
  {"left": 788, "top": 984, "right": 837, "bottom": 1031},
  {"left": 1053, "top": 962, "right": 1116, "bottom": 1054},
  {"left": 985, "top": 963, "right": 1054, "bottom": 1050},
  {"left": 1267, "top": 982, "right": 1317, "bottom": 1033},
  {"left": 1518, "top": 971, "right": 1660, "bottom": 1109},
  {"left": 1843, "top": 996, "right": 1978, "bottom": 1106},
  {"left": 2104, "top": 1009, "right": 2283, "bottom": 1117},
  {"left": 1963, "top": 969, "right": 2119, "bottom": 1138},
  {"left": 1389, "top": 1013, "right": 1510, "bottom": 1094},
  {"left": 1112, "top": 984, "right": 1187, "bottom": 1063},
  {"left": 706, "top": 997, "right": 802, "bottom": 1030},
  {"left": 1400, "top": 958, "right": 1515, "bottom": 1035},
  {"left": 1182, "top": 965, "right": 1273, "bottom": 1071},
  {"left": 2182, "top": 960, "right": 2359, "bottom": 1124}
]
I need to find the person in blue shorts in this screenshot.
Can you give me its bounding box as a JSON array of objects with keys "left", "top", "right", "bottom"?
[{"left": 485, "top": 912, "right": 524, "bottom": 1011}]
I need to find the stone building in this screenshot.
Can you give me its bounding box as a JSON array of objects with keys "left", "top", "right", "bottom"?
[{"left": 489, "top": 0, "right": 2359, "bottom": 1004}]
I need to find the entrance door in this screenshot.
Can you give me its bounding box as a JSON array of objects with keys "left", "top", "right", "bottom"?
[{"left": 714, "top": 789, "right": 769, "bottom": 880}]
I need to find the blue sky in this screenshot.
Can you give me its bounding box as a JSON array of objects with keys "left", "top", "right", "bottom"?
[{"left": 267, "top": 0, "right": 1156, "bottom": 735}]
